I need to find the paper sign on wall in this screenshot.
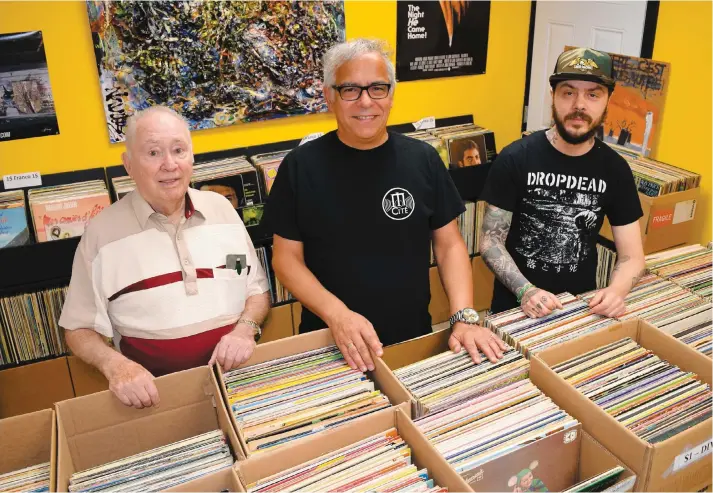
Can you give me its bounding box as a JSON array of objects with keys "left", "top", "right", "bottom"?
[{"left": 3, "top": 172, "right": 42, "bottom": 189}]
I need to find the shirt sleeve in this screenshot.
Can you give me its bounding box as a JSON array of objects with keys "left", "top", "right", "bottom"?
[
  {"left": 263, "top": 154, "right": 302, "bottom": 241},
  {"left": 58, "top": 235, "right": 113, "bottom": 338},
  {"left": 479, "top": 146, "right": 520, "bottom": 212},
  {"left": 605, "top": 157, "right": 644, "bottom": 226},
  {"left": 429, "top": 147, "right": 467, "bottom": 230}
]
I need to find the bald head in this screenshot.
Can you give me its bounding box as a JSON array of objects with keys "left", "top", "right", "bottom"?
[
  {"left": 124, "top": 106, "right": 191, "bottom": 156},
  {"left": 121, "top": 105, "right": 194, "bottom": 216}
]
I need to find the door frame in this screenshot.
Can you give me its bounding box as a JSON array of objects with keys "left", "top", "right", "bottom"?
[{"left": 520, "top": 1, "right": 661, "bottom": 133}]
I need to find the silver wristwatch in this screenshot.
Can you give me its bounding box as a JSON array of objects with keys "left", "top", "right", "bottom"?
[
  {"left": 449, "top": 308, "right": 480, "bottom": 328},
  {"left": 238, "top": 318, "right": 262, "bottom": 342}
]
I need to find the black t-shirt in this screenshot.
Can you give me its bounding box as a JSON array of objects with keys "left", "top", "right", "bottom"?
[
  {"left": 480, "top": 131, "right": 643, "bottom": 313},
  {"left": 264, "top": 131, "right": 465, "bottom": 345}
]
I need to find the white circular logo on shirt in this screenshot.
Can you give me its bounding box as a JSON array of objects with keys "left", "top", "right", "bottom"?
[{"left": 382, "top": 188, "right": 415, "bottom": 220}]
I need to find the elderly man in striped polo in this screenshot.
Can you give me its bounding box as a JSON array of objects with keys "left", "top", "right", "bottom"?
[{"left": 59, "top": 106, "right": 270, "bottom": 409}]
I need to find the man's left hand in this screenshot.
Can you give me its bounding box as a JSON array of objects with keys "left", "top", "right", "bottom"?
[
  {"left": 448, "top": 323, "right": 508, "bottom": 364},
  {"left": 209, "top": 323, "right": 256, "bottom": 372},
  {"left": 588, "top": 286, "right": 626, "bottom": 318}
]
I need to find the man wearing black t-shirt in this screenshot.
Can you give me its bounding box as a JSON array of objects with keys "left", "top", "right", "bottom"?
[
  {"left": 265, "top": 38, "right": 507, "bottom": 371},
  {"left": 480, "top": 47, "right": 645, "bottom": 318}
]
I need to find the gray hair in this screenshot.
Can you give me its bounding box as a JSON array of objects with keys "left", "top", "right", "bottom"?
[
  {"left": 124, "top": 106, "right": 191, "bottom": 155},
  {"left": 323, "top": 38, "right": 396, "bottom": 90}
]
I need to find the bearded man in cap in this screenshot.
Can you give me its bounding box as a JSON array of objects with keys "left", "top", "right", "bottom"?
[{"left": 479, "top": 47, "right": 645, "bottom": 318}]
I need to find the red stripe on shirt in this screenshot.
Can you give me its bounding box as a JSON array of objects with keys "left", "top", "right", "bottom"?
[
  {"left": 109, "top": 268, "right": 215, "bottom": 301},
  {"left": 120, "top": 323, "right": 234, "bottom": 376}
]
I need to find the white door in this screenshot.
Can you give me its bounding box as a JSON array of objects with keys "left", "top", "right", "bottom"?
[{"left": 526, "top": 1, "right": 648, "bottom": 131}]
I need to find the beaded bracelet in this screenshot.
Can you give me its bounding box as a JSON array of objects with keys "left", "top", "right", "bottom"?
[{"left": 516, "top": 283, "right": 536, "bottom": 303}]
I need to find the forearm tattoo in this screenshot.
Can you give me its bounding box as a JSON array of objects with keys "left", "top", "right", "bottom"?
[{"left": 480, "top": 204, "right": 529, "bottom": 295}]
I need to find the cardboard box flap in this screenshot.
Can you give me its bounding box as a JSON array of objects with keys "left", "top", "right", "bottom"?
[
  {"left": 579, "top": 431, "right": 637, "bottom": 491},
  {"left": 0, "top": 408, "right": 54, "bottom": 473},
  {"left": 55, "top": 366, "right": 216, "bottom": 436},
  {"left": 382, "top": 329, "right": 452, "bottom": 370},
  {"left": 371, "top": 357, "right": 413, "bottom": 409}
]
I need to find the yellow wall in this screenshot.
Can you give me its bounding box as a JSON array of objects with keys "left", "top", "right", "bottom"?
[
  {"left": 0, "top": 1, "right": 531, "bottom": 175},
  {"left": 653, "top": 1, "right": 713, "bottom": 244},
  {"left": 652, "top": 1, "right": 712, "bottom": 244}
]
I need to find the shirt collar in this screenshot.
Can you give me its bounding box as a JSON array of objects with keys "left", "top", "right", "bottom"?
[{"left": 131, "top": 187, "right": 205, "bottom": 229}]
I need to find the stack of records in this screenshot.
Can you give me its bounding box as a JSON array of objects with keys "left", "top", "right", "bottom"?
[
  {"left": 28, "top": 180, "right": 111, "bottom": 242},
  {"left": 455, "top": 201, "right": 485, "bottom": 256},
  {"left": 404, "top": 130, "right": 449, "bottom": 168},
  {"left": 251, "top": 150, "right": 291, "bottom": 196},
  {"left": 68, "top": 430, "right": 232, "bottom": 492},
  {"left": 0, "top": 286, "right": 68, "bottom": 365},
  {"left": 595, "top": 243, "right": 617, "bottom": 289},
  {"left": 192, "top": 156, "right": 261, "bottom": 206},
  {"left": 645, "top": 245, "right": 712, "bottom": 299},
  {"left": 254, "top": 246, "right": 275, "bottom": 304},
  {"left": 111, "top": 175, "right": 136, "bottom": 202},
  {"left": 0, "top": 462, "right": 50, "bottom": 492},
  {"left": 245, "top": 429, "right": 447, "bottom": 492},
  {"left": 643, "top": 300, "right": 711, "bottom": 356},
  {"left": 429, "top": 123, "right": 496, "bottom": 169},
  {"left": 485, "top": 294, "right": 616, "bottom": 358},
  {"left": 551, "top": 338, "right": 712, "bottom": 443},
  {"left": 0, "top": 189, "right": 30, "bottom": 248},
  {"left": 274, "top": 276, "right": 293, "bottom": 304},
  {"left": 614, "top": 153, "right": 700, "bottom": 197},
  {"left": 582, "top": 275, "right": 707, "bottom": 322},
  {"left": 222, "top": 346, "right": 391, "bottom": 454},
  {"left": 392, "top": 348, "right": 529, "bottom": 417},
  {"left": 414, "top": 379, "right": 578, "bottom": 478}
]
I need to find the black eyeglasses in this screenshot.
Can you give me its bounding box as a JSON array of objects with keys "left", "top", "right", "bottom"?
[{"left": 332, "top": 83, "right": 391, "bottom": 101}]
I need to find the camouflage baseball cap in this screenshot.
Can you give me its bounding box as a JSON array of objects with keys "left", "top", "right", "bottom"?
[{"left": 549, "top": 47, "right": 616, "bottom": 90}]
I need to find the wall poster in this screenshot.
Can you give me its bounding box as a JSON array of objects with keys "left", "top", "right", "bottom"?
[{"left": 396, "top": 1, "right": 490, "bottom": 82}]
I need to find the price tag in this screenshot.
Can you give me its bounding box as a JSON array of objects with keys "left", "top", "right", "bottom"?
[
  {"left": 3, "top": 171, "right": 42, "bottom": 189},
  {"left": 673, "top": 439, "right": 712, "bottom": 472},
  {"left": 412, "top": 116, "right": 436, "bottom": 130},
  {"left": 300, "top": 132, "right": 324, "bottom": 146}
]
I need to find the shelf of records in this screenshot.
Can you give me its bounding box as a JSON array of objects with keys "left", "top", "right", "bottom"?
[
  {"left": 0, "top": 119, "right": 496, "bottom": 251},
  {"left": 3, "top": 320, "right": 712, "bottom": 493}
]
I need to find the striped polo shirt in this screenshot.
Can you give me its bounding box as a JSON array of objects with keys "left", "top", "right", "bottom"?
[{"left": 59, "top": 187, "right": 269, "bottom": 376}]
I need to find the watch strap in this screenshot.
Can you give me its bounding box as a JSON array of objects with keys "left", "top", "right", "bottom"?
[{"left": 237, "top": 318, "right": 262, "bottom": 341}]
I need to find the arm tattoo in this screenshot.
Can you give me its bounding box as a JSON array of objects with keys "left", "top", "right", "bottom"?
[
  {"left": 631, "top": 268, "right": 646, "bottom": 288},
  {"left": 480, "top": 204, "right": 530, "bottom": 295},
  {"left": 612, "top": 254, "right": 630, "bottom": 273}
]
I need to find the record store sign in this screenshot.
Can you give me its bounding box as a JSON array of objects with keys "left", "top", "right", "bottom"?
[{"left": 396, "top": 1, "right": 490, "bottom": 82}]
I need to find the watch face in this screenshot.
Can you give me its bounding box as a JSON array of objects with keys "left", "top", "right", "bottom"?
[{"left": 463, "top": 308, "right": 478, "bottom": 323}]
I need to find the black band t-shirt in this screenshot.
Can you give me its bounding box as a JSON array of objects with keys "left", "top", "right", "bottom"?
[
  {"left": 264, "top": 131, "right": 465, "bottom": 345},
  {"left": 480, "top": 131, "right": 643, "bottom": 314}
]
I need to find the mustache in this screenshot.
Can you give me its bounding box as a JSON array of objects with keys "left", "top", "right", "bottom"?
[{"left": 565, "top": 111, "right": 592, "bottom": 123}]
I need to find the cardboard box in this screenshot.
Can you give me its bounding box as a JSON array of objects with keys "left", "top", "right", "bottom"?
[
  {"left": 374, "top": 330, "right": 637, "bottom": 491},
  {"left": 67, "top": 355, "right": 109, "bottom": 397},
  {"left": 0, "top": 357, "right": 74, "bottom": 418},
  {"left": 0, "top": 408, "right": 57, "bottom": 492},
  {"left": 56, "top": 366, "right": 244, "bottom": 492},
  {"left": 291, "top": 301, "right": 303, "bottom": 333},
  {"left": 215, "top": 329, "right": 412, "bottom": 458},
  {"left": 235, "top": 407, "right": 472, "bottom": 492},
  {"left": 260, "top": 303, "right": 295, "bottom": 343},
  {"left": 600, "top": 188, "right": 700, "bottom": 254},
  {"left": 531, "top": 319, "right": 712, "bottom": 491}
]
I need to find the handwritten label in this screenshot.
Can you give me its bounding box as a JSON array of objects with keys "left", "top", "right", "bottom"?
[
  {"left": 412, "top": 116, "right": 436, "bottom": 130},
  {"left": 300, "top": 132, "right": 324, "bottom": 146},
  {"left": 3, "top": 172, "right": 41, "bottom": 189},
  {"left": 673, "top": 439, "right": 712, "bottom": 472},
  {"left": 672, "top": 199, "right": 697, "bottom": 225}
]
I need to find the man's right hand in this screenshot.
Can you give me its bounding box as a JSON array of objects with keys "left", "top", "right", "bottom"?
[
  {"left": 104, "top": 356, "right": 160, "bottom": 409},
  {"left": 520, "top": 287, "right": 563, "bottom": 319},
  {"left": 328, "top": 309, "right": 383, "bottom": 372}
]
